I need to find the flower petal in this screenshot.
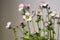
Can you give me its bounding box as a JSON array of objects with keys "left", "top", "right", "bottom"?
[
  {"left": 25, "top": 12, "right": 30, "bottom": 15},
  {"left": 6, "top": 22, "right": 11, "bottom": 29},
  {"left": 18, "top": 4, "right": 24, "bottom": 11}
]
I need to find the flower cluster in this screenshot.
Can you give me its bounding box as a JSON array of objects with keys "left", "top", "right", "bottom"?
[{"left": 6, "top": 2, "right": 60, "bottom": 40}]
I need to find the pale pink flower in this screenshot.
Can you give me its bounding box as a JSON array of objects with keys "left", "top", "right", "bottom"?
[{"left": 40, "top": 2, "right": 48, "bottom": 8}]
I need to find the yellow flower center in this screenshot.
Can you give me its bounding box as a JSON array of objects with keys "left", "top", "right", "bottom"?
[
  {"left": 26, "top": 15, "right": 30, "bottom": 19},
  {"left": 19, "top": 6, "right": 23, "bottom": 8},
  {"left": 37, "top": 11, "right": 40, "bottom": 14},
  {"left": 54, "top": 12, "right": 58, "bottom": 16},
  {"left": 36, "top": 11, "right": 42, "bottom": 15}
]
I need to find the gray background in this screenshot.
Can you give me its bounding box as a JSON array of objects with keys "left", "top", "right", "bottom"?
[{"left": 0, "top": 0, "right": 60, "bottom": 40}]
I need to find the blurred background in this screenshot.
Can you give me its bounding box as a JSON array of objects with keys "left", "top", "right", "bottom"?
[{"left": 0, "top": 0, "right": 60, "bottom": 40}]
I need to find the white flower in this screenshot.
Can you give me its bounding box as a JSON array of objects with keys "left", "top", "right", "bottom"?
[
  {"left": 50, "top": 11, "right": 59, "bottom": 17},
  {"left": 36, "top": 10, "right": 42, "bottom": 15},
  {"left": 48, "top": 22, "right": 51, "bottom": 24},
  {"left": 6, "top": 22, "right": 11, "bottom": 29},
  {"left": 40, "top": 2, "right": 48, "bottom": 8},
  {"left": 23, "top": 12, "right": 32, "bottom": 21},
  {"left": 18, "top": 4, "right": 24, "bottom": 11},
  {"left": 50, "top": 13, "right": 55, "bottom": 17},
  {"left": 55, "top": 14, "right": 60, "bottom": 20},
  {"left": 55, "top": 13, "right": 60, "bottom": 18},
  {"left": 45, "top": 22, "right": 48, "bottom": 26}
]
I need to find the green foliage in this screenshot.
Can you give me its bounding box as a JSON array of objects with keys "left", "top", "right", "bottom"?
[{"left": 47, "top": 26, "right": 53, "bottom": 31}]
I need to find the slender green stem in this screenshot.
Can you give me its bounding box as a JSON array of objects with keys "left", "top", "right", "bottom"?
[
  {"left": 36, "top": 16, "right": 41, "bottom": 34},
  {"left": 46, "top": 8, "right": 50, "bottom": 20},
  {"left": 37, "top": 22, "right": 40, "bottom": 34},
  {"left": 53, "top": 19, "right": 55, "bottom": 40},
  {"left": 46, "top": 8, "right": 51, "bottom": 40},
  {"left": 27, "top": 21, "right": 30, "bottom": 34},
  {"left": 53, "top": 30, "right": 54, "bottom": 40},
  {"left": 11, "top": 27, "right": 18, "bottom": 40},
  {"left": 50, "top": 30, "right": 51, "bottom": 40},
  {"left": 41, "top": 7, "right": 45, "bottom": 37},
  {"left": 48, "top": 31, "right": 49, "bottom": 40},
  {"left": 37, "top": 22, "right": 41, "bottom": 40},
  {"left": 14, "top": 32, "right": 17, "bottom": 39},
  {"left": 27, "top": 21, "right": 30, "bottom": 40},
  {"left": 13, "top": 30, "right": 18, "bottom": 40},
  {"left": 42, "top": 18, "right": 45, "bottom": 36}
]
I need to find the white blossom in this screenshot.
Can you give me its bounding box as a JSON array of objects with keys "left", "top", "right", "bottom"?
[
  {"left": 23, "top": 12, "right": 32, "bottom": 21},
  {"left": 50, "top": 11, "right": 59, "bottom": 17},
  {"left": 36, "top": 10, "right": 42, "bottom": 15},
  {"left": 40, "top": 2, "right": 48, "bottom": 8},
  {"left": 18, "top": 4, "right": 24, "bottom": 11},
  {"left": 55, "top": 13, "right": 60, "bottom": 18},
  {"left": 45, "top": 22, "right": 48, "bottom": 26},
  {"left": 6, "top": 22, "right": 11, "bottom": 29},
  {"left": 48, "top": 22, "right": 51, "bottom": 24}
]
